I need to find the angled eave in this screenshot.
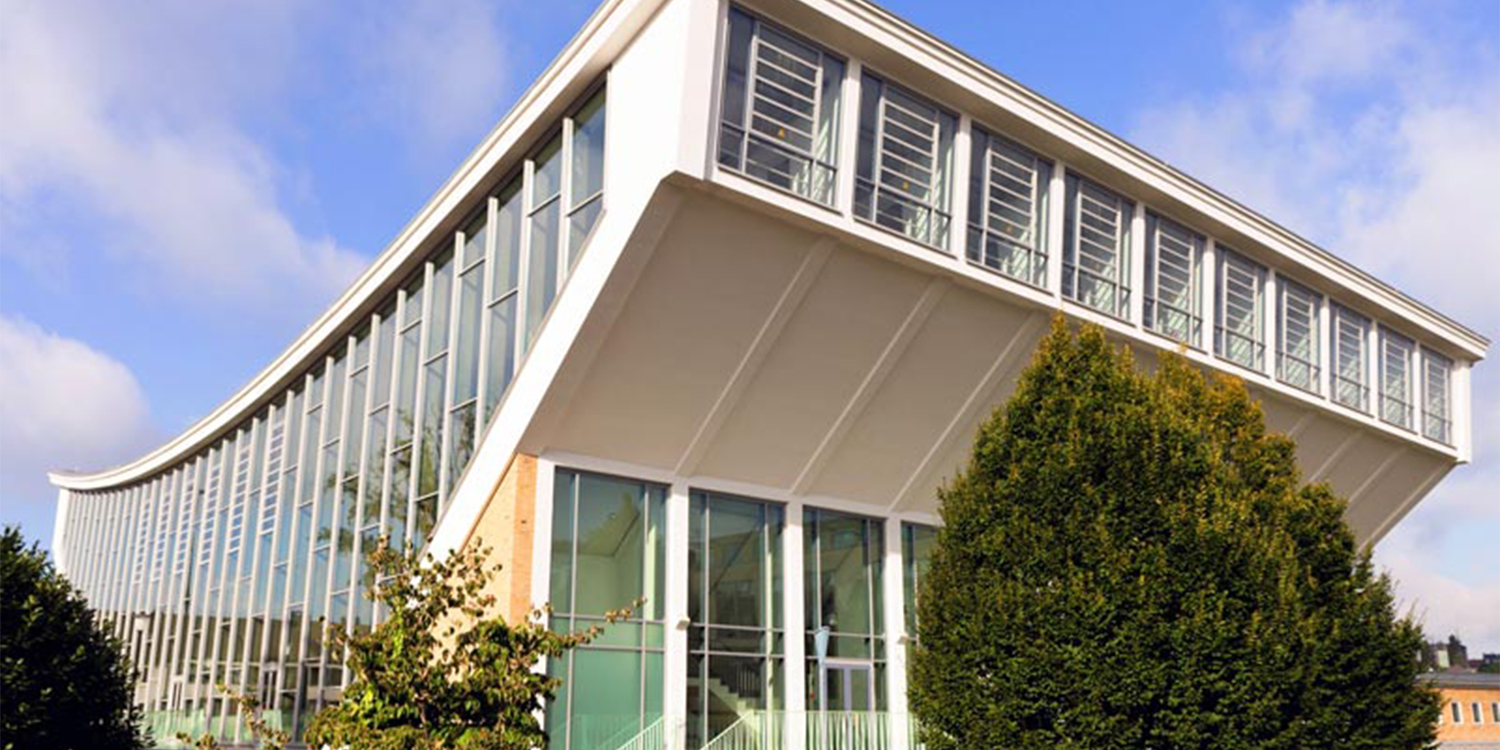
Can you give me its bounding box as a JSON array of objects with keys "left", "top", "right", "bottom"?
[{"left": 48, "top": 0, "right": 669, "bottom": 493}]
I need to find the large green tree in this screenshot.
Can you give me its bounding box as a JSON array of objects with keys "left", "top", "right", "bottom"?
[
  {"left": 910, "top": 319, "right": 1438, "bottom": 750},
  {"left": 304, "top": 538, "right": 632, "bottom": 750},
  {"left": 1, "top": 525, "right": 147, "bottom": 750}
]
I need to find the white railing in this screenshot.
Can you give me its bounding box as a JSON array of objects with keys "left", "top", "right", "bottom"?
[{"left": 699, "top": 711, "right": 924, "bottom": 750}]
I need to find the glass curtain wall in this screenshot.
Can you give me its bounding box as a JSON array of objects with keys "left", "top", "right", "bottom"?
[
  {"left": 802, "top": 507, "right": 885, "bottom": 712},
  {"left": 63, "top": 83, "right": 606, "bottom": 747},
  {"left": 687, "top": 491, "right": 785, "bottom": 749},
  {"left": 547, "top": 470, "right": 667, "bottom": 750}
]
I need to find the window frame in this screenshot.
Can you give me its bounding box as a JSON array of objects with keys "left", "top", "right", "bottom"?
[
  {"left": 1330, "top": 303, "right": 1371, "bottom": 412},
  {"left": 1276, "top": 278, "right": 1323, "bottom": 395},
  {"left": 1143, "top": 211, "right": 1204, "bottom": 347},
  {"left": 1421, "top": 347, "right": 1453, "bottom": 445},
  {"left": 853, "top": 68, "right": 958, "bottom": 250},
  {"left": 1214, "top": 248, "right": 1267, "bottom": 373},
  {"left": 1379, "top": 326, "right": 1416, "bottom": 431},
  {"left": 715, "top": 6, "right": 845, "bottom": 207},
  {"left": 1062, "top": 171, "right": 1134, "bottom": 320},
  {"left": 965, "top": 126, "right": 1052, "bottom": 288}
]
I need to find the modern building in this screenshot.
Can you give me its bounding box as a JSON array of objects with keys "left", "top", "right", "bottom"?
[
  {"left": 1426, "top": 672, "right": 1500, "bottom": 750},
  {"left": 49, "top": 0, "right": 1488, "bottom": 747}
]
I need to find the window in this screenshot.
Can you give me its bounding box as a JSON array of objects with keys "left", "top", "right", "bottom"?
[
  {"left": 901, "top": 523, "right": 936, "bottom": 638},
  {"left": 687, "top": 491, "right": 784, "bottom": 750},
  {"left": 1380, "top": 328, "right": 1414, "bottom": 430},
  {"left": 1452, "top": 701, "right": 1463, "bottom": 724},
  {"left": 1492, "top": 701, "right": 1499, "bottom": 722},
  {"left": 1063, "top": 173, "right": 1131, "bottom": 318},
  {"left": 718, "top": 8, "right": 843, "bottom": 205},
  {"left": 855, "top": 72, "right": 956, "bottom": 249},
  {"left": 1331, "top": 304, "right": 1370, "bottom": 411},
  {"left": 966, "top": 129, "right": 1050, "bottom": 286},
  {"left": 1422, "top": 349, "right": 1452, "bottom": 444},
  {"left": 1474, "top": 702, "right": 1485, "bottom": 724},
  {"left": 1216, "top": 249, "right": 1266, "bottom": 371},
  {"left": 548, "top": 470, "right": 667, "bottom": 750},
  {"left": 1144, "top": 213, "right": 1202, "bottom": 345},
  {"left": 1277, "top": 279, "right": 1322, "bottom": 394},
  {"left": 803, "top": 507, "right": 886, "bottom": 711}
]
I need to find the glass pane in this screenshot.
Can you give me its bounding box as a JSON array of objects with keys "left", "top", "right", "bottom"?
[
  {"left": 525, "top": 200, "right": 561, "bottom": 351},
  {"left": 571, "top": 91, "right": 606, "bottom": 206},
  {"left": 453, "top": 266, "right": 483, "bottom": 403},
  {"left": 484, "top": 296, "right": 518, "bottom": 419},
  {"left": 492, "top": 180, "right": 523, "bottom": 299},
  {"left": 418, "top": 356, "right": 446, "bottom": 497},
  {"left": 572, "top": 473, "right": 647, "bottom": 616},
  {"left": 461, "top": 212, "right": 487, "bottom": 267},
  {"left": 550, "top": 471, "right": 577, "bottom": 612},
  {"left": 533, "top": 136, "right": 563, "bottom": 204},
  {"left": 567, "top": 649, "right": 641, "bottom": 750},
  {"left": 427, "top": 253, "right": 454, "bottom": 358},
  {"left": 393, "top": 324, "right": 421, "bottom": 447}
]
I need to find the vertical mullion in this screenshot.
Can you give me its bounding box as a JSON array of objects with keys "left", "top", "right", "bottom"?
[
  {"left": 439, "top": 235, "right": 464, "bottom": 508},
  {"left": 475, "top": 196, "right": 499, "bottom": 430},
  {"left": 406, "top": 262, "right": 435, "bottom": 544}
]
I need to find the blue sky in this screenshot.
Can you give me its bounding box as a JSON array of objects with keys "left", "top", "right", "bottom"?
[{"left": 1, "top": 0, "right": 1496, "bottom": 650}]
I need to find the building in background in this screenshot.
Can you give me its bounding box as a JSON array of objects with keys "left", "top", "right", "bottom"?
[
  {"left": 1427, "top": 672, "right": 1500, "bottom": 749},
  {"left": 48, "top": 0, "right": 1488, "bottom": 747}
]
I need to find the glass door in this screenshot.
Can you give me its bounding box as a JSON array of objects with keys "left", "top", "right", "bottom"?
[{"left": 820, "top": 661, "right": 874, "bottom": 711}]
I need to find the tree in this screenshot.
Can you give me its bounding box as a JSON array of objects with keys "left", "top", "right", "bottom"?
[
  {"left": 175, "top": 685, "right": 288, "bottom": 750},
  {"left": 1, "top": 525, "right": 147, "bottom": 750},
  {"left": 303, "top": 537, "right": 632, "bottom": 750},
  {"left": 909, "top": 319, "right": 1439, "bottom": 750}
]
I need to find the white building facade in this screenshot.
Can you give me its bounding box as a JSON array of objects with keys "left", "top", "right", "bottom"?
[{"left": 49, "top": 0, "right": 1488, "bottom": 747}]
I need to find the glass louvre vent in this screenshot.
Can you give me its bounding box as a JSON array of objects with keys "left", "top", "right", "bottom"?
[
  {"left": 1144, "top": 213, "right": 1202, "bottom": 345},
  {"left": 1215, "top": 249, "right": 1266, "bottom": 371},
  {"left": 855, "top": 72, "right": 956, "bottom": 248},
  {"left": 1423, "top": 350, "right": 1452, "bottom": 444},
  {"left": 1331, "top": 304, "right": 1370, "bottom": 411},
  {"left": 718, "top": 8, "right": 843, "bottom": 205},
  {"left": 1277, "top": 280, "right": 1321, "bottom": 393},
  {"left": 967, "top": 128, "right": 1050, "bottom": 286},
  {"left": 1063, "top": 174, "right": 1131, "bottom": 318},
  {"left": 1380, "top": 328, "right": 1415, "bottom": 429}
]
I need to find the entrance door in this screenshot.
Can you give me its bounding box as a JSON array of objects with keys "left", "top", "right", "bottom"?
[{"left": 820, "top": 661, "right": 874, "bottom": 711}]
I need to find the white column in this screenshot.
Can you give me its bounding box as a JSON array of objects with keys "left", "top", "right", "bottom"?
[
  {"left": 783, "top": 499, "right": 808, "bottom": 746},
  {"left": 1046, "top": 162, "right": 1067, "bottom": 300},
  {"left": 1264, "top": 270, "right": 1280, "bottom": 378},
  {"left": 836, "top": 60, "right": 864, "bottom": 219},
  {"left": 1201, "top": 238, "right": 1217, "bottom": 354},
  {"left": 882, "top": 516, "right": 911, "bottom": 750},
  {"left": 1318, "top": 294, "right": 1332, "bottom": 397},
  {"left": 1129, "top": 204, "right": 1147, "bottom": 325},
  {"left": 948, "top": 115, "right": 973, "bottom": 263},
  {"left": 1454, "top": 359, "right": 1473, "bottom": 462},
  {"left": 1366, "top": 321, "right": 1380, "bottom": 415},
  {"left": 665, "top": 481, "right": 692, "bottom": 750}
]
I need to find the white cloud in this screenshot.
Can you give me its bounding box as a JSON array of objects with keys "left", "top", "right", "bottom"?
[
  {"left": 0, "top": 0, "right": 365, "bottom": 318},
  {"left": 0, "top": 316, "right": 156, "bottom": 506},
  {"left": 1130, "top": 0, "right": 1500, "bottom": 651},
  {"left": 350, "top": 0, "right": 513, "bottom": 150}
]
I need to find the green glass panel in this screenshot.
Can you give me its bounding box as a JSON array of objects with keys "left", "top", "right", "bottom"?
[
  {"left": 550, "top": 471, "right": 576, "bottom": 612},
  {"left": 571, "top": 473, "right": 645, "bottom": 617},
  {"left": 568, "top": 649, "right": 641, "bottom": 750}
]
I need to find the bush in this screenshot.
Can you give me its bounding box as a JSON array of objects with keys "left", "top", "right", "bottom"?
[{"left": 909, "top": 319, "right": 1438, "bottom": 750}]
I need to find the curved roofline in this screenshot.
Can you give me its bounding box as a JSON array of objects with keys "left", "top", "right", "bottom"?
[
  {"left": 50, "top": 0, "right": 665, "bottom": 491},
  {"left": 53, "top": 0, "right": 1487, "bottom": 492}
]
